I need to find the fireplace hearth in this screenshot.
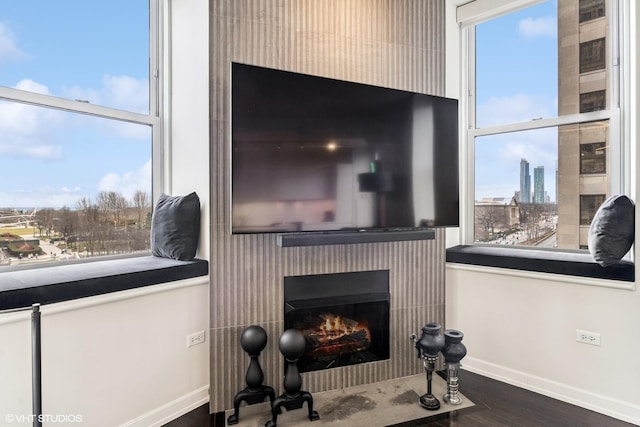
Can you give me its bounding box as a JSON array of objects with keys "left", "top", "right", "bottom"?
[{"left": 284, "top": 270, "right": 390, "bottom": 373}]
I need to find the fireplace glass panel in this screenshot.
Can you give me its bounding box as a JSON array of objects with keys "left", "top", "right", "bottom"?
[{"left": 284, "top": 270, "right": 390, "bottom": 373}]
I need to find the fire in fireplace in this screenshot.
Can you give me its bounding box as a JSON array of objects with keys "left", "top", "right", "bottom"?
[
  {"left": 303, "top": 313, "right": 371, "bottom": 357},
  {"left": 284, "top": 270, "right": 390, "bottom": 373}
]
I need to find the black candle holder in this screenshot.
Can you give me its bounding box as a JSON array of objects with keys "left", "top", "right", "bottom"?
[
  {"left": 411, "top": 322, "right": 445, "bottom": 410},
  {"left": 442, "top": 329, "right": 467, "bottom": 405},
  {"left": 228, "top": 325, "right": 275, "bottom": 425},
  {"left": 265, "top": 329, "right": 319, "bottom": 427}
]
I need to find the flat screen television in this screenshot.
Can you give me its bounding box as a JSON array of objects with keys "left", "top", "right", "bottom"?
[{"left": 231, "top": 62, "right": 459, "bottom": 234}]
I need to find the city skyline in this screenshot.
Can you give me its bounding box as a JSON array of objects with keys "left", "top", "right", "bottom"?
[{"left": 514, "top": 158, "right": 551, "bottom": 204}]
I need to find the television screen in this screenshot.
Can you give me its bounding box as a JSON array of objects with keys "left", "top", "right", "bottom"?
[{"left": 231, "top": 62, "right": 459, "bottom": 234}]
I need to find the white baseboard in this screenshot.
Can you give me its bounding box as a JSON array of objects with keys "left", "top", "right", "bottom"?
[
  {"left": 462, "top": 357, "right": 640, "bottom": 426},
  {"left": 119, "top": 385, "right": 210, "bottom": 427}
]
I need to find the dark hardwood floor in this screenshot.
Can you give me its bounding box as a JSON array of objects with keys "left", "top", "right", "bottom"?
[{"left": 163, "top": 370, "right": 635, "bottom": 427}]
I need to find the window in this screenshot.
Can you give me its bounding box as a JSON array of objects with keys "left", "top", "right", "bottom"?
[
  {"left": 580, "top": 194, "right": 606, "bottom": 225},
  {"left": 579, "top": 0, "right": 606, "bottom": 22},
  {"left": 580, "top": 90, "right": 606, "bottom": 112},
  {"left": 462, "top": 0, "right": 627, "bottom": 252},
  {"left": 0, "top": 1, "right": 161, "bottom": 268},
  {"left": 580, "top": 142, "right": 606, "bottom": 174},
  {"left": 579, "top": 38, "right": 606, "bottom": 73}
]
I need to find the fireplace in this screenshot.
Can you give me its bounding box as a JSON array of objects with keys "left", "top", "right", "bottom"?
[{"left": 284, "top": 270, "right": 390, "bottom": 373}]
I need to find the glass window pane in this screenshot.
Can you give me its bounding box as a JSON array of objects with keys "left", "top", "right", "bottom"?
[
  {"left": 579, "top": 38, "right": 606, "bottom": 73},
  {"left": 476, "top": 0, "right": 612, "bottom": 126},
  {"left": 580, "top": 142, "right": 606, "bottom": 174},
  {"left": 475, "top": 1, "right": 558, "bottom": 127},
  {"left": 0, "top": 102, "right": 152, "bottom": 266},
  {"left": 474, "top": 120, "right": 610, "bottom": 250},
  {"left": 474, "top": 127, "right": 558, "bottom": 246},
  {"left": 579, "top": 90, "right": 607, "bottom": 113},
  {"left": 579, "top": 0, "right": 605, "bottom": 23},
  {"left": 0, "top": 1, "right": 149, "bottom": 114},
  {"left": 580, "top": 194, "right": 606, "bottom": 225}
]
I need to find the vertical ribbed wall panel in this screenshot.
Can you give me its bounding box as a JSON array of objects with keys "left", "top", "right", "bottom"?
[{"left": 210, "top": 0, "right": 447, "bottom": 413}]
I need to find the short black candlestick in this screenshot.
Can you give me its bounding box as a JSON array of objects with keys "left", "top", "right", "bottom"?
[
  {"left": 265, "top": 329, "right": 319, "bottom": 427},
  {"left": 228, "top": 325, "right": 275, "bottom": 425}
]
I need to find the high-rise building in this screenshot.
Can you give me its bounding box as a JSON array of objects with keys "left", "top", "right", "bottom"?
[
  {"left": 533, "top": 166, "right": 545, "bottom": 204},
  {"left": 519, "top": 158, "right": 531, "bottom": 203},
  {"left": 557, "top": 0, "right": 609, "bottom": 249}
]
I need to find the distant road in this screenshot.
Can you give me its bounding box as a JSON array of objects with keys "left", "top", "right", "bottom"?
[{"left": 535, "top": 231, "right": 557, "bottom": 248}]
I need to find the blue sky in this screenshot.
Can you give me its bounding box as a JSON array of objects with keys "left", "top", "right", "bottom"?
[
  {"left": 0, "top": 1, "right": 150, "bottom": 209},
  {"left": 475, "top": 0, "right": 559, "bottom": 202}
]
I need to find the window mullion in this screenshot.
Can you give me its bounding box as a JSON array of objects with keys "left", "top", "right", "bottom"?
[
  {"left": 0, "top": 86, "right": 156, "bottom": 126},
  {"left": 463, "top": 25, "right": 476, "bottom": 245},
  {"left": 470, "top": 109, "right": 615, "bottom": 138}
]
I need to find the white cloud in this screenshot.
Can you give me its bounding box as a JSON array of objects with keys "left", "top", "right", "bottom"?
[
  {"left": 0, "top": 84, "right": 64, "bottom": 159},
  {"left": 477, "top": 93, "right": 556, "bottom": 127},
  {"left": 61, "top": 186, "right": 82, "bottom": 193},
  {"left": 102, "top": 75, "right": 149, "bottom": 113},
  {"left": 98, "top": 159, "right": 151, "bottom": 201},
  {"left": 0, "top": 187, "right": 84, "bottom": 209},
  {"left": 62, "top": 74, "right": 149, "bottom": 114},
  {"left": 0, "top": 22, "right": 28, "bottom": 64},
  {"left": 518, "top": 16, "right": 556, "bottom": 39},
  {"left": 15, "top": 78, "right": 49, "bottom": 95}
]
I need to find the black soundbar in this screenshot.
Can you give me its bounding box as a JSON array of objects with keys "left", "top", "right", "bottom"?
[{"left": 277, "top": 229, "right": 436, "bottom": 247}]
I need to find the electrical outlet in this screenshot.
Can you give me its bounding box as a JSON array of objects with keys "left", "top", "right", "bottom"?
[
  {"left": 576, "top": 329, "right": 601, "bottom": 346},
  {"left": 187, "top": 330, "right": 206, "bottom": 348}
]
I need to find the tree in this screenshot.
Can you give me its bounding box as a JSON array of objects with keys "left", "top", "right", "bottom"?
[
  {"left": 97, "top": 191, "right": 128, "bottom": 228},
  {"left": 77, "top": 197, "right": 101, "bottom": 255},
  {"left": 58, "top": 206, "right": 77, "bottom": 242},
  {"left": 476, "top": 207, "right": 503, "bottom": 236},
  {"left": 35, "top": 208, "right": 55, "bottom": 237},
  {"left": 132, "top": 190, "right": 151, "bottom": 228}
]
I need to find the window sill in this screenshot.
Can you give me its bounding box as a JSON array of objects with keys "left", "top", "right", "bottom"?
[
  {"left": 0, "top": 255, "right": 209, "bottom": 311},
  {"left": 446, "top": 245, "right": 634, "bottom": 283}
]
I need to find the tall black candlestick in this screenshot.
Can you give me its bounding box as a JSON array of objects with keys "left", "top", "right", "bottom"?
[
  {"left": 228, "top": 325, "right": 275, "bottom": 425},
  {"left": 265, "top": 329, "right": 319, "bottom": 427}
]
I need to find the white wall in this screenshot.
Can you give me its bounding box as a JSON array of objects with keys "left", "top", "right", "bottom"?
[
  {"left": 166, "top": 0, "right": 210, "bottom": 260},
  {"left": 445, "top": 1, "right": 640, "bottom": 424},
  {"left": 0, "top": 279, "right": 209, "bottom": 427}
]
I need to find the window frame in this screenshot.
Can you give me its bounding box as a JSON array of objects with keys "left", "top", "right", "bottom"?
[
  {"left": 0, "top": 0, "right": 164, "bottom": 267},
  {"left": 455, "top": 0, "right": 633, "bottom": 282}
]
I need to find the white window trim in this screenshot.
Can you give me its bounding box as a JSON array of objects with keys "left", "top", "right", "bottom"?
[{"left": 458, "top": 0, "right": 631, "bottom": 249}]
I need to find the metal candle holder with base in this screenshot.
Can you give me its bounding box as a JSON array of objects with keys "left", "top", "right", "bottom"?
[
  {"left": 410, "top": 322, "right": 445, "bottom": 410},
  {"left": 442, "top": 329, "right": 467, "bottom": 405},
  {"left": 227, "top": 325, "right": 275, "bottom": 425}
]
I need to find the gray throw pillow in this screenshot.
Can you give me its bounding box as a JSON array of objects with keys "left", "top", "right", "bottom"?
[
  {"left": 588, "top": 194, "right": 634, "bottom": 267},
  {"left": 151, "top": 192, "right": 201, "bottom": 260}
]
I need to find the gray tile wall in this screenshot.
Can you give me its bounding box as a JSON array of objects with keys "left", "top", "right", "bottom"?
[{"left": 210, "top": 0, "right": 446, "bottom": 412}]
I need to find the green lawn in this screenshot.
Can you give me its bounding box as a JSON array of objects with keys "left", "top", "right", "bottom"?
[{"left": 0, "top": 227, "right": 38, "bottom": 237}]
